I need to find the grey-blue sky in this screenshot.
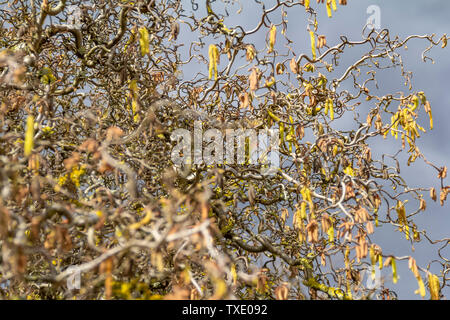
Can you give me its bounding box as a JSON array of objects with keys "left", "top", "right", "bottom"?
[
  {"left": 314, "top": 0, "right": 450, "bottom": 299},
  {"left": 177, "top": 0, "right": 449, "bottom": 299}
]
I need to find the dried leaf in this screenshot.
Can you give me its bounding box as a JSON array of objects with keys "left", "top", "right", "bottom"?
[
  {"left": 164, "top": 285, "right": 190, "bottom": 300},
  {"left": 286, "top": 58, "right": 298, "bottom": 76},
  {"left": 256, "top": 270, "right": 268, "bottom": 294},
  {"left": 31, "top": 175, "right": 41, "bottom": 202},
  {"left": 366, "top": 221, "right": 374, "bottom": 234},
  {"left": 363, "top": 147, "right": 372, "bottom": 162},
  {"left": 430, "top": 187, "right": 437, "bottom": 201},
  {"left": 239, "top": 92, "right": 249, "bottom": 109},
  {"left": 419, "top": 198, "right": 426, "bottom": 211},
  {"left": 246, "top": 44, "right": 256, "bottom": 61},
  {"left": 79, "top": 138, "right": 99, "bottom": 153},
  {"left": 296, "top": 124, "right": 305, "bottom": 139},
  {"left": 438, "top": 166, "right": 447, "bottom": 179},
  {"left": 354, "top": 206, "right": 369, "bottom": 223},
  {"left": 169, "top": 21, "right": 180, "bottom": 41},
  {"left": 106, "top": 126, "right": 124, "bottom": 141},
  {"left": 249, "top": 67, "right": 260, "bottom": 92},
  {"left": 440, "top": 188, "right": 448, "bottom": 206},
  {"left": 0, "top": 205, "right": 10, "bottom": 239},
  {"left": 441, "top": 34, "right": 448, "bottom": 48},
  {"left": 275, "top": 285, "right": 289, "bottom": 300},
  {"left": 276, "top": 62, "right": 285, "bottom": 75},
  {"left": 63, "top": 152, "right": 81, "bottom": 171},
  {"left": 248, "top": 184, "right": 256, "bottom": 206},
  {"left": 321, "top": 213, "right": 331, "bottom": 233},
  {"left": 306, "top": 219, "right": 319, "bottom": 243},
  {"left": 317, "top": 35, "right": 327, "bottom": 49},
  {"left": 16, "top": 246, "right": 27, "bottom": 274}
]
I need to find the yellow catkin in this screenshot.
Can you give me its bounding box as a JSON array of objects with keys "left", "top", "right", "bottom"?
[
  {"left": 417, "top": 276, "right": 426, "bottom": 298},
  {"left": 392, "top": 258, "right": 398, "bottom": 284},
  {"left": 24, "top": 115, "right": 34, "bottom": 156},
  {"left": 326, "top": 1, "right": 332, "bottom": 17},
  {"left": 138, "top": 27, "right": 150, "bottom": 56},
  {"left": 428, "top": 273, "right": 440, "bottom": 300},
  {"left": 309, "top": 31, "right": 316, "bottom": 60},
  {"left": 268, "top": 25, "right": 277, "bottom": 53},
  {"left": 327, "top": 98, "right": 334, "bottom": 120},
  {"left": 327, "top": 217, "right": 334, "bottom": 243},
  {"left": 300, "top": 201, "right": 307, "bottom": 219},
  {"left": 343, "top": 165, "right": 354, "bottom": 176},
  {"left": 429, "top": 111, "right": 433, "bottom": 130},
  {"left": 331, "top": 0, "right": 337, "bottom": 11},
  {"left": 208, "top": 44, "right": 220, "bottom": 80}
]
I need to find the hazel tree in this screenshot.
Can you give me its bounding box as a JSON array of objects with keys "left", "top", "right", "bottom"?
[{"left": 0, "top": 0, "right": 449, "bottom": 300}]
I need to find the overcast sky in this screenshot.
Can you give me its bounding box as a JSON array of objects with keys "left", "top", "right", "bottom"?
[
  {"left": 291, "top": 0, "right": 450, "bottom": 300},
  {"left": 294, "top": 0, "right": 450, "bottom": 300},
  {"left": 177, "top": 0, "right": 450, "bottom": 299}
]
